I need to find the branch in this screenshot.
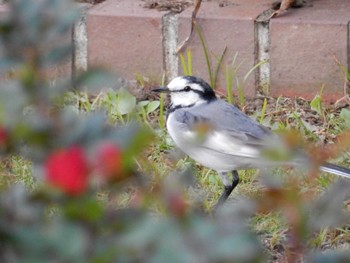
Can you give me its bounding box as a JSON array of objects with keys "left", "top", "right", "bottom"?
[{"left": 176, "top": 0, "right": 202, "bottom": 54}]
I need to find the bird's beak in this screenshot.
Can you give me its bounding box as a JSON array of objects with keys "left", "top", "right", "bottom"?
[{"left": 152, "top": 87, "right": 170, "bottom": 93}]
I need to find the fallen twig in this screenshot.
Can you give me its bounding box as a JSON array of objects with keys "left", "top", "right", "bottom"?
[
  {"left": 176, "top": 0, "right": 202, "bottom": 54},
  {"left": 269, "top": 0, "right": 296, "bottom": 19}
]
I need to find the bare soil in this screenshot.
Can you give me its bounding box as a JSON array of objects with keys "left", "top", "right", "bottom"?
[
  {"left": 142, "top": 0, "right": 193, "bottom": 12},
  {"left": 141, "top": 0, "right": 251, "bottom": 11},
  {"left": 77, "top": 0, "right": 255, "bottom": 10}
]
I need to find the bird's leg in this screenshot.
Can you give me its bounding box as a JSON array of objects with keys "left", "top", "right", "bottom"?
[{"left": 213, "top": 170, "right": 239, "bottom": 212}]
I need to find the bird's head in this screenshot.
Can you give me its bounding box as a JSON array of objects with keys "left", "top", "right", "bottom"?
[{"left": 152, "top": 76, "right": 217, "bottom": 108}]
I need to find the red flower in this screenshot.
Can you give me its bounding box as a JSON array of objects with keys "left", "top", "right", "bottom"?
[
  {"left": 97, "top": 142, "right": 123, "bottom": 180},
  {"left": 167, "top": 193, "right": 188, "bottom": 218},
  {"left": 0, "top": 126, "right": 8, "bottom": 148},
  {"left": 45, "top": 146, "right": 89, "bottom": 196}
]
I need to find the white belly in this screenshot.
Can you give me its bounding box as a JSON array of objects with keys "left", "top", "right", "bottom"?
[{"left": 166, "top": 114, "right": 258, "bottom": 172}]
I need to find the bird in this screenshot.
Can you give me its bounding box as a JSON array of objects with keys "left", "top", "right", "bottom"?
[{"left": 152, "top": 76, "right": 350, "bottom": 210}]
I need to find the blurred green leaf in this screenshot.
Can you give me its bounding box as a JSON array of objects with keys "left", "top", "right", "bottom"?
[
  {"left": 64, "top": 197, "right": 104, "bottom": 222},
  {"left": 146, "top": 100, "right": 160, "bottom": 115},
  {"left": 44, "top": 45, "right": 73, "bottom": 65},
  {"left": 13, "top": 220, "right": 88, "bottom": 262},
  {"left": 75, "top": 69, "right": 122, "bottom": 93},
  {"left": 0, "top": 81, "right": 28, "bottom": 126},
  {"left": 340, "top": 108, "right": 350, "bottom": 127},
  {"left": 309, "top": 251, "right": 350, "bottom": 263},
  {"left": 117, "top": 92, "right": 136, "bottom": 115},
  {"left": 308, "top": 180, "right": 350, "bottom": 230},
  {"left": 137, "top": 100, "right": 149, "bottom": 109},
  {"left": 62, "top": 109, "right": 108, "bottom": 148}
]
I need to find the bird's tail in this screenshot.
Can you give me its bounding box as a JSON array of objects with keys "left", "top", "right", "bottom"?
[{"left": 320, "top": 162, "right": 350, "bottom": 179}]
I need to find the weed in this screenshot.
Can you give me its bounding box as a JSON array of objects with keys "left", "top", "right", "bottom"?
[
  {"left": 135, "top": 72, "right": 146, "bottom": 87},
  {"left": 224, "top": 55, "right": 266, "bottom": 107},
  {"left": 179, "top": 26, "right": 265, "bottom": 107},
  {"left": 157, "top": 73, "right": 167, "bottom": 130},
  {"left": 225, "top": 52, "right": 242, "bottom": 104},
  {"left": 310, "top": 84, "right": 326, "bottom": 121},
  {"left": 179, "top": 48, "right": 193, "bottom": 76},
  {"left": 212, "top": 46, "right": 227, "bottom": 89},
  {"left": 260, "top": 98, "right": 268, "bottom": 124},
  {"left": 225, "top": 66, "right": 234, "bottom": 104},
  {"left": 64, "top": 89, "right": 161, "bottom": 127},
  {"left": 195, "top": 25, "right": 212, "bottom": 84},
  {"left": 195, "top": 25, "right": 226, "bottom": 89}
]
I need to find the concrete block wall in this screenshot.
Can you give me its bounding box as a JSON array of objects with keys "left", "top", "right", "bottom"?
[
  {"left": 2, "top": 0, "right": 350, "bottom": 100},
  {"left": 84, "top": 0, "right": 350, "bottom": 100},
  {"left": 268, "top": 0, "right": 350, "bottom": 101}
]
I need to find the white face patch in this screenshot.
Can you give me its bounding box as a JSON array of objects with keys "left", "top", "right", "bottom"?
[
  {"left": 170, "top": 90, "right": 203, "bottom": 107},
  {"left": 167, "top": 77, "right": 188, "bottom": 91},
  {"left": 167, "top": 77, "right": 206, "bottom": 107}
]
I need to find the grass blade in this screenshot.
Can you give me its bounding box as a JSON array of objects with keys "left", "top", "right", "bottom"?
[
  {"left": 243, "top": 60, "right": 267, "bottom": 82},
  {"left": 159, "top": 94, "right": 165, "bottom": 129},
  {"left": 212, "top": 46, "right": 227, "bottom": 90},
  {"left": 179, "top": 52, "right": 188, "bottom": 75},
  {"left": 158, "top": 74, "right": 166, "bottom": 129},
  {"left": 260, "top": 98, "right": 267, "bottom": 124},
  {"left": 187, "top": 48, "right": 193, "bottom": 76},
  {"left": 195, "top": 25, "right": 213, "bottom": 88},
  {"left": 335, "top": 58, "right": 350, "bottom": 81},
  {"left": 225, "top": 64, "right": 233, "bottom": 104},
  {"left": 236, "top": 78, "right": 245, "bottom": 107}
]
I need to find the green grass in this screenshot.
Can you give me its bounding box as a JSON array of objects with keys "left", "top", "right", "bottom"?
[
  {"left": 1, "top": 78, "right": 350, "bottom": 260},
  {"left": 0, "top": 155, "right": 35, "bottom": 190}
]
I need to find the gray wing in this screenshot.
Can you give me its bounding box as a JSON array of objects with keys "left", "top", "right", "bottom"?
[
  {"left": 188, "top": 100, "right": 272, "bottom": 140},
  {"left": 172, "top": 100, "right": 275, "bottom": 157}
]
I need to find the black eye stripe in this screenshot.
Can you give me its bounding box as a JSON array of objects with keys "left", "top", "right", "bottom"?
[
  {"left": 191, "top": 89, "right": 204, "bottom": 95},
  {"left": 172, "top": 76, "right": 217, "bottom": 101},
  {"left": 172, "top": 87, "right": 203, "bottom": 94}
]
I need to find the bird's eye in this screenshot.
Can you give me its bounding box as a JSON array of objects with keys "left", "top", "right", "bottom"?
[{"left": 184, "top": 86, "right": 191, "bottom": 92}]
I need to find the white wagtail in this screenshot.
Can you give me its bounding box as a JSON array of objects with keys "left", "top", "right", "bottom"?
[{"left": 153, "top": 76, "right": 350, "bottom": 208}]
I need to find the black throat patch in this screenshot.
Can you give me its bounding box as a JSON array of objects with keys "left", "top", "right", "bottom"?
[{"left": 166, "top": 103, "right": 195, "bottom": 120}]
